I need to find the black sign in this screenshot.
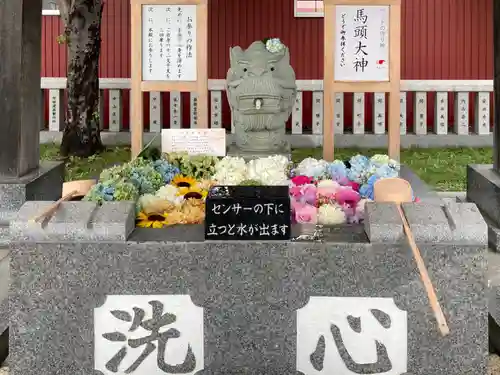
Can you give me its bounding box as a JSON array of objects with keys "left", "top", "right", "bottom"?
[{"left": 205, "top": 185, "right": 291, "bottom": 240}]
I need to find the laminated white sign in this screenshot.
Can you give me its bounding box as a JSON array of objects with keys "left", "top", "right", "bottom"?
[
  {"left": 335, "top": 6, "right": 390, "bottom": 81},
  {"left": 161, "top": 128, "right": 226, "bottom": 156},
  {"left": 142, "top": 5, "right": 197, "bottom": 81}
]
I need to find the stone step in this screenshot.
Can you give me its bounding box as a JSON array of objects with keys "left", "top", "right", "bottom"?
[
  {"left": 445, "top": 195, "right": 500, "bottom": 251},
  {"left": 477, "top": 208, "right": 500, "bottom": 252}
]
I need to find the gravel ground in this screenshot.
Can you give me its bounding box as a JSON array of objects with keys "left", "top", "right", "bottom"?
[
  {"left": 0, "top": 355, "right": 499, "bottom": 374},
  {"left": 490, "top": 355, "right": 500, "bottom": 374}
]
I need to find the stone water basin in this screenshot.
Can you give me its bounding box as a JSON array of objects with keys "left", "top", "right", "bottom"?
[{"left": 5, "top": 167, "right": 491, "bottom": 374}]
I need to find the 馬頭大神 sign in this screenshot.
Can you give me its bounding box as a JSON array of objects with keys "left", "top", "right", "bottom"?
[{"left": 335, "top": 6, "right": 389, "bottom": 81}]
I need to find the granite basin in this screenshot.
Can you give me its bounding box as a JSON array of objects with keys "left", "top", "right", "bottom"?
[
  {"left": 7, "top": 197, "right": 490, "bottom": 375},
  {"left": 5, "top": 166, "right": 491, "bottom": 374}
]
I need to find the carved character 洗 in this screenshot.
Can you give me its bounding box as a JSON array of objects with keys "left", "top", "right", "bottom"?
[{"left": 102, "top": 300, "right": 196, "bottom": 373}]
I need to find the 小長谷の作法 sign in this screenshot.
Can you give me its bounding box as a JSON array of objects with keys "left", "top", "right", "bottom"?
[{"left": 142, "top": 5, "right": 197, "bottom": 81}]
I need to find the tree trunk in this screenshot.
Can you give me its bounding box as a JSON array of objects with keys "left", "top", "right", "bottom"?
[
  {"left": 60, "top": 0, "right": 105, "bottom": 157},
  {"left": 494, "top": 0, "right": 500, "bottom": 172}
]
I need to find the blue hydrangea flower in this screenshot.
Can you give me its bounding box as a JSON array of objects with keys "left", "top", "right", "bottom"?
[
  {"left": 89, "top": 182, "right": 115, "bottom": 202},
  {"left": 350, "top": 155, "right": 370, "bottom": 168},
  {"left": 129, "top": 172, "right": 154, "bottom": 194},
  {"left": 153, "top": 159, "right": 180, "bottom": 184},
  {"left": 373, "top": 164, "right": 398, "bottom": 179},
  {"left": 326, "top": 160, "right": 348, "bottom": 183},
  {"left": 347, "top": 155, "right": 370, "bottom": 184},
  {"left": 102, "top": 186, "right": 115, "bottom": 201},
  {"left": 359, "top": 174, "right": 380, "bottom": 200}
]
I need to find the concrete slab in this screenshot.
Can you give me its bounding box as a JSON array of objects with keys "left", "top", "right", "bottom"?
[
  {"left": 400, "top": 165, "right": 443, "bottom": 204},
  {"left": 8, "top": 227, "right": 487, "bottom": 375}
]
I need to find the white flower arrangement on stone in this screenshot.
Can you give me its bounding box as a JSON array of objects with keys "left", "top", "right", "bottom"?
[
  {"left": 247, "top": 155, "right": 289, "bottom": 185},
  {"left": 264, "top": 38, "right": 286, "bottom": 54},
  {"left": 211, "top": 156, "right": 248, "bottom": 185},
  {"left": 212, "top": 155, "right": 290, "bottom": 186}
]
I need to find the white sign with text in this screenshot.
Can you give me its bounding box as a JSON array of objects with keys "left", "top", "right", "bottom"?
[
  {"left": 161, "top": 128, "right": 226, "bottom": 156},
  {"left": 142, "top": 5, "right": 197, "bottom": 81},
  {"left": 335, "top": 5, "right": 390, "bottom": 81}
]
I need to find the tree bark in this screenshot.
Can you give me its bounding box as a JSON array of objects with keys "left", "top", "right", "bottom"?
[
  {"left": 60, "top": 0, "right": 105, "bottom": 157},
  {"left": 494, "top": 0, "right": 500, "bottom": 172}
]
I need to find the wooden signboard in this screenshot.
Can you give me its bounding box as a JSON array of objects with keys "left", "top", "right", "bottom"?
[
  {"left": 323, "top": 0, "right": 401, "bottom": 161},
  {"left": 130, "top": 0, "right": 208, "bottom": 157}
]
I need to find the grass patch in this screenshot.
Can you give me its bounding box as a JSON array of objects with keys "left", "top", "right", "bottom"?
[{"left": 41, "top": 143, "right": 493, "bottom": 191}]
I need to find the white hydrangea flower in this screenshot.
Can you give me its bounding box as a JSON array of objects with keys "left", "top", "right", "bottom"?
[
  {"left": 318, "top": 203, "right": 347, "bottom": 225},
  {"left": 214, "top": 156, "right": 247, "bottom": 172},
  {"left": 265, "top": 38, "right": 285, "bottom": 54},
  {"left": 212, "top": 156, "right": 248, "bottom": 185},
  {"left": 295, "top": 157, "right": 329, "bottom": 178},
  {"left": 137, "top": 194, "right": 156, "bottom": 211},
  {"left": 213, "top": 170, "right": 247, "bottom": 185},
  {"left": 247, "top": 155, "right": 289, "bottom": 185},
  {"left": 155, "top": 185, "right": 183, "bottom": 205}
]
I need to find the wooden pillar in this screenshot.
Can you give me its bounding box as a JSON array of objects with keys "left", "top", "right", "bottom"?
[
  {"left": 130, "top": 0, "right": 208, "bottom": 158},
  {"left": 494, "top": 0, "right": 500, "bottom": 172},
  {"left": 0, "top": 0, "right": 42, "bottom": 177},
  {"left": 323, "top": 0, "right": 401, "bottom": 162}
]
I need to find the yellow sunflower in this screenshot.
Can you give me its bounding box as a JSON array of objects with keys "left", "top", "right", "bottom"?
[
  {"left": 136, "top": 211, "right": 169, "bottom": 228},
  {"left": 179, "top": 186, "right": 208, "bottom": 201},
  {"left": 171, "top": 175, "right": 196, "bottom": 189}
]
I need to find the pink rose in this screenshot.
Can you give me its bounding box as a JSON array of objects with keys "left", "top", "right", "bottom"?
[
  {"left": 292, "top": 175, "right": 314, "bottom": 186},
  {"left": 301, "top": 184, "right": 317, "bottom": 205},
  {"left": 336, "top": 187, "right": 361, "bottom": 207},
  {"left": 289, "top": 185, "right": 302, "bottom": 198},
  {"left": 414, "top": 197, "right": 420, "bottom": 203},
  {"left": 295, "top": 203, "right": 318, "bottom": 224}
]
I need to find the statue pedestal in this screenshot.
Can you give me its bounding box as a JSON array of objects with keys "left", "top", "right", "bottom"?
[{"left": 226, "top": 144, "right": 291, "bottom": 162}]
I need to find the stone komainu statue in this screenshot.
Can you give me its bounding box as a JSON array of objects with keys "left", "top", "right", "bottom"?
[{"left": 226, "top": 40, "right": 297, "bottom": 153}]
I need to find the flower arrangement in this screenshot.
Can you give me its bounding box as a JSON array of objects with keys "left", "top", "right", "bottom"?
[
  {"left": 263, "top": 38, "right": 286, "bottom": 54},
  {"left": 164, "top": 152, "right": 219, "bottom": 180},
  {"left": 85, "top": 152, "right": 415, "bottom": 228},
  {"left": 212, "top": 155, "right": 289, "bottom": 185}
]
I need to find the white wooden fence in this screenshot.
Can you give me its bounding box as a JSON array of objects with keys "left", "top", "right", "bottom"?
[{"left": 40, "top": 78, "right": 494, "bottom": 146}]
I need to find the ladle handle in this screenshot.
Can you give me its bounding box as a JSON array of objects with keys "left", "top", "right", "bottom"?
[
  {"left": 30, "top": 190, "right": 78, "bottom": 223},
  {"left": 397, "top": 205, "right": 450, "bottom": 336}
]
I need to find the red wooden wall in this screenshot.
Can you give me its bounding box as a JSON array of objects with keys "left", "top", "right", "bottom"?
[{"left": 41, "top": 0, "right": 494, "bottom": 132}]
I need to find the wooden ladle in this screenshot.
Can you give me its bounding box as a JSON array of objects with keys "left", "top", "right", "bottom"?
[
  {"left": 30, "top": 190, "right": 79, "bottom": 223},
  {"left": 374, "top": 177, "right": 450, "bottom": 336},
  {"left": 30, "top": 179, "right": 96, "bottom": 223}
]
